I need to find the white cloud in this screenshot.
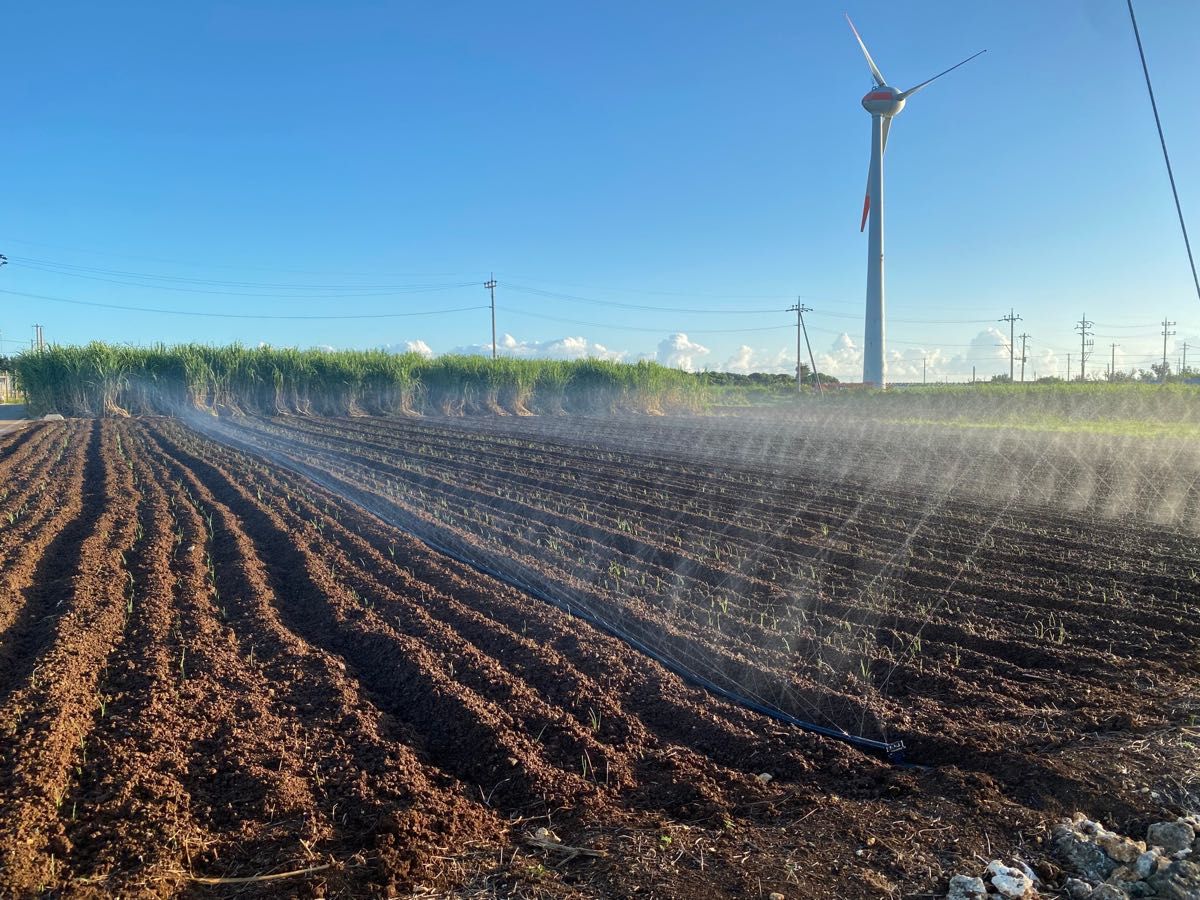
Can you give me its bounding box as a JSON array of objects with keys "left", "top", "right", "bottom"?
[
  {"left": 451, "top": 333, "right": 626, "bottom": 362},
  {"left": 797, "top": 327, "right": 1065, "bottom": 383},
  {"left": 656, "top": 333, "right": 709, "bottom": 371},
  {"left": 379, "top": 340, "right": 434, "bottom": 358},
  {"left": 722, "top": 345, "right": 796, "bottom": 375},
  {"left": 1025, "top": 346, "right": 1060, "bottom": 380},
  {"left": 964, "top": 326, "right": 1012, "bottom": 377},
  {"left": 814, "top": 332, "right": 862, "bottom": 380}
]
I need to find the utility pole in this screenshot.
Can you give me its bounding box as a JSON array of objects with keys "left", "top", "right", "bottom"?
[
  {"left": 999, "top": 308, "right": 1021, "bottom": 381},
  {"left": 1067, "top": 353, "right": 1071, "bottom": 382},
  {"left": 789, "top": 302, "right": 822, "bottom": 396},
  {"left": 1075, "top": 313, "right": 1095, "bottom": 381},
  {"left": 33, "top": 324, "right": 44, "bottom": 353},
  {"left": 1017, "top": 333, "right": 1030, "bottom": 383},
  {"left": 792, "top": 303, "right": 804, "bottom": 393},
  {"left": 1109, "top": 342, "right": 1119, "bottom": 379},
  {"left": 922, "top": 355, "right": 927, "bottom": 386},
  {"left": 1182, "top": 341, "right": 1190, "bottom": 374},
  {"left": 1161, "top": 318, "right": 1177, "bottom": 382},
  {"left": 484, "top": 275, "right": 497, "bottom": 361}
]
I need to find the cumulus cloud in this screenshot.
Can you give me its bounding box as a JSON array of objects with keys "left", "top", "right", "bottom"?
[
  {"left": 963, "top": 327, "right": 1012, "bottom": 377},
  {"left": 450, "top": 333, "right": 626, "bottom": 362},
  {"left": 656, "top": 333, "right": 709, "bottom": 371},
  {"left": 378, "top": 340, "right": 435, "bottom": 358},
  {"left": 722, "top": 345, "right": 795, "bottom": 375},
  {"left": 799, "top": 327, "right": 1062, "bottom": 383},
  {"left": 813, "top": 332, "right": 862, "bottom": 380},
  {"left": 1025, "top": 344, "right": 1062, "bottom": 381}
]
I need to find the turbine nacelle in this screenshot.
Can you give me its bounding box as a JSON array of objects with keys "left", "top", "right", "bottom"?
[{"left": 861, "top": 85, "right": 905, "bottom": 118}]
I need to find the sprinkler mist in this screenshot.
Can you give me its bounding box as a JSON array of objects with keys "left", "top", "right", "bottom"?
[{"left": 846, "top": 14, "right": 986, "bottom": 387}]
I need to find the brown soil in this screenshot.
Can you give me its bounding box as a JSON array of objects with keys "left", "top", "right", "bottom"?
[{"left": 0, "top": 416, "right": 1196, "bottom": 898}]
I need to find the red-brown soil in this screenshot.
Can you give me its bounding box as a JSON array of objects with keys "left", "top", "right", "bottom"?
[{"left": 0, "top": 415, "right": 1196, "bottom": 898}]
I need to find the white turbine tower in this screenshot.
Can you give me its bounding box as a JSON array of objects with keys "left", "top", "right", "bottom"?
[{"left": 847, "top": 15, "right": 985, "bottom": 387}]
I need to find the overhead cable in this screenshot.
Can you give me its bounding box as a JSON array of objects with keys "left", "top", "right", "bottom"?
[
  {"left": 0, "top": 287, "right": 489, "bottom": 321},
  {"left": 1126, "top": 0, "right": 1200, "bottom": 306},
  {"left": 499, "top": 306, "right": 793, "bottom": 335}
]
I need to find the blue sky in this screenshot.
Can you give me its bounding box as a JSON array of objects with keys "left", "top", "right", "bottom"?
[{"left": 2, "top": 0, "right": 1198, "bottom": 381}]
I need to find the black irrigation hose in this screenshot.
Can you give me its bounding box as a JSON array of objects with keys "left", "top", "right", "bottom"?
[
  {"left": 199, "top": 417, "right": 908, "bottom": 765},
  {"left": 448, "top": 544, "right": 908, "bottom": 765}
]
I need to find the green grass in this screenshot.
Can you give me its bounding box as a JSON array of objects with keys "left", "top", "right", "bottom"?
[
  {"left": 14, "top": 343, "right": 709, "bottom": 418},
  {"left": 785, "top": 382, "right": 1200, "bottom": 429},
  {"left": 883, "top": 415, "right": 1200, "bottom": 438}
]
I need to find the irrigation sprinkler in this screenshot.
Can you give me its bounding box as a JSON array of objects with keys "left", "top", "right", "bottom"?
[{"left": 203, "top": 418, "right": 908, "bottom": 765}]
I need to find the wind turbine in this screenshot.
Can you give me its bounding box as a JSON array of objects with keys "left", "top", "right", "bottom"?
[{"left": 846, "top": 15, "right": 985, "bottom": 387}]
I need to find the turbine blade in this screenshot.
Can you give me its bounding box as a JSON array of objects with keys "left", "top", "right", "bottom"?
[
  {"left": 899, "top": 49, "right": 986, "bottom": 100},
  {"left": 860, "top": 120, "right": 889, "bottom": 232},
  {"left": 845, "top": 14, "right": 887, "bottom": 87}
]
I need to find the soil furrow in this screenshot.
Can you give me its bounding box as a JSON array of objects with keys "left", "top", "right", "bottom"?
[
  {"left": 0, "top": 422, "right": 141, "bottom": 896},
  {"left": 139, "top": 422, "right": 503, "bottom": 892}
]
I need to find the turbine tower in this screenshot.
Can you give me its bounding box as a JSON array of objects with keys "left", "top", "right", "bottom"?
[{"left": 847, "top": 15, "right": 985, "bottom": 387}]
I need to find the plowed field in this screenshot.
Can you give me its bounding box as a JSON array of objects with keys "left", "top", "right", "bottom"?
[{"left": 0, "top": 416, "right": 1196, "bottom": 898}]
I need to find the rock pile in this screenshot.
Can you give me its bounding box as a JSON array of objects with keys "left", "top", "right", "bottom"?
[
  {"left": 945, "top": 813, "right": 1200, "bottom": 900},
  {"left": 1052, "top": 813, "right": 1199, "bottom": 899},
  {"left": 947, "top": 860, "right": 1038, "bottom": 899}
]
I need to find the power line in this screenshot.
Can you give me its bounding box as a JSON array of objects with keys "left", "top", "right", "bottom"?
[
  {"left": 506, "top": 283, "right": 1002, "bottom": 324},
  {"left": 809, "top": 309, "right": 997, "bottom": 325},
  {"left": 1093, "top": 320, "right": 1168, "bottom": 330},
  {"left": 1126, "top": 0, "right": 1200, "bottom": 307},
  {"left": 496, "top": 271, "right": 799, "bottom": 301},
  {"left": 7, "top": 257, "right": 481, "bottom": 298},
  {"left": 498, "top": 306, "right": 794, "bottom": 335},
  {"left": 504, "top": 283, "right": 787, "bottom": 315},
  {"left": 9, "top": 250, "right": 1117, "bottom": 332},
  {"left": 0, "top": 236, "right": 475, "bottom": 279},
  {"left": 0, "top": 287, "right": 490, "bottom": 321}
]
